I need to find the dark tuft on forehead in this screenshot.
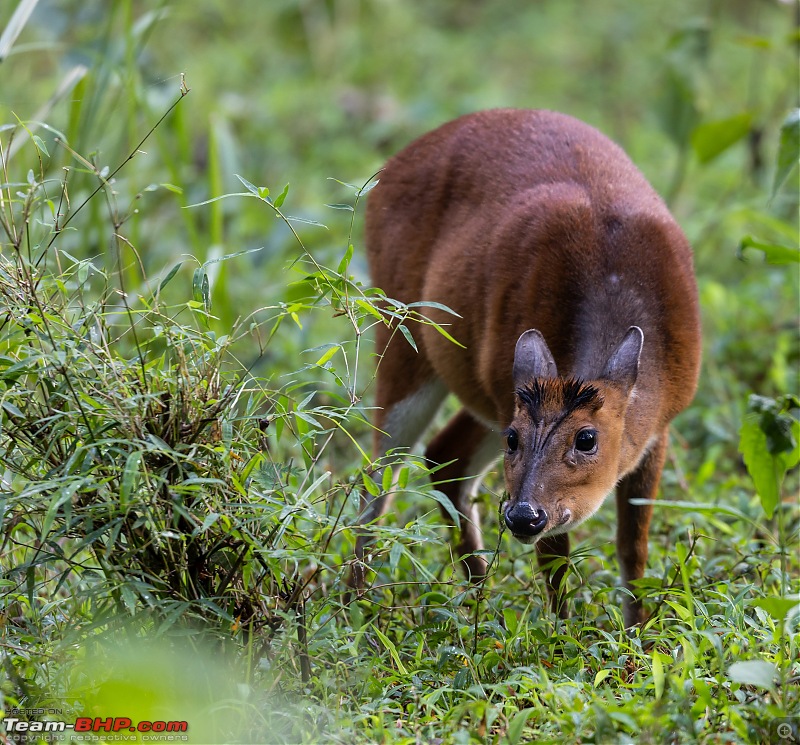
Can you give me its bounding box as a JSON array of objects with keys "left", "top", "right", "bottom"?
[{"left": 516, "top": 378, "right": 603, "bottom": 421}]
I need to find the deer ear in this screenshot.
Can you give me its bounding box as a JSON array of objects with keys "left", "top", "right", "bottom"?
[
  {"left": 601, "top": 326, "right": 643, "bottom": 395},
  {"left": 513, "top": 329, "right": 558, "bottom": 386}
]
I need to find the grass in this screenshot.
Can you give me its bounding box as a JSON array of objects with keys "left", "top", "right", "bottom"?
[{"left": 0, "top": 1, "right": 798, "bottom": 743}]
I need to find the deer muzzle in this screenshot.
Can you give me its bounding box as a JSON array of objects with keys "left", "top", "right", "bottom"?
[{"left": 504, "top": 501, "right": 548, "bottom": 542}]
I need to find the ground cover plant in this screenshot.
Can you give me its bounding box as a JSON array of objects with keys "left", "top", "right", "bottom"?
[{"left": 0, "top": 1, "right": 798, "bottom": 743}]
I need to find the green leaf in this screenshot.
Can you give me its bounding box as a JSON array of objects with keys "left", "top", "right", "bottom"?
[
  {"left": 362, "top": 472, "right": 380, "bottom": 497},
  {"left": 120, "top": 451, "right": 142, "bottom": 509},
  {"left": 381, "top": 466, "right": 393, "bottom": 492},
  {"left": 32, "top": 134, "right": 49, "bottom": 157},
  {"left": 2, "top": 401, "right": 24, "bottom": 418},
  {"left": 158, "top": 262, "right": 183, "bottom": 292},
  {"left": 373, "top": 626, "right": 408, "bottom": 674},
  {"left": 120, "top": 584, "right": 137, "bottom": 614},
  {"left": 593, "top": 669, "right": 612, "bottom": 687},
  {"left": 273, "top": 182, "right": 289, "bottom": 209},
  {"left": 389, "top": 540, "right": 403, "bottom": 572},
  {"left": 739, "top": 415, "right": 780, "bottom": 518},
  {"left": 727, "top": 660, "right": 777, "bottom": 691},
  {"left": 628, "top": 498, "right": 748, "bottom": 521},
  {"left": 285, "top": 215, "right": 327, "bottom": 228},
  {"left": 192, "top": 267, "right": 210, "bottom": 311},
  {"left": 657, "top": 67, "right": 699, "bottom": 147},
  {"left": 772, "top": 108, "right": 800, "bottom": 198},
  {"left": 397, "top": 466, "right": 409, "bottom": 490},
  {"left": 427, "top": 320, "right": 465, "bottom": 348},
  {"left": 356, "top": 179, "right": 379, "bottom": 197},
  {"left": 691, "top": 112, "right": 752, "bottom": 163},
  {"left": 314, "top": 345, "right": 339, "bottom": 367},
  {"left": 337, "top": 243, "right": 354, "bottom": 274},
  {"left": 505, "top": 708, "right": 535, "bottom": 745},
  {"left": 202, "top": 246, "right": 264, "bottom": 267},
  {"left": 428, "top": 489, "right": 460, "bottom": 528},
  {"left": 749, "top": 596, "right": 800, "bottom": 621},
  {"left": 398, "top": 324, "right": 417, "bottom": 352},
  {"left": 652, "top": 651, "right": 666, "bottom": 700},
  {"left": 0, "top": 0, "right": 39, "bottom": 62},
  {"left": 656, "top": 22, "right": 709, "bottom": 147},
  {"left": 356, "top": 299, "right": 383, "bottom": 320},
  {"left": 194, "top": 512, "right": 219, "bottom": 534},
  {"left": 739, "top": 236, "right": 800, "bottom": 265},
  {"left": 759, "top": 409, "right": 797, "bottom": 456},
  {"left": 234, "top": 173, "right": 260, "bottom": 195},
  {"left": 184, "top": 192, "right": 252, "bottom": 208},
  {"left": 406, "top": 300, "right": 462, "bottom": 317},
  {"left": 665, "top": 599, "right": 693, "bottom": 623},
  {"left": 41, "top": 480, "right": 82, "bottom": 540},
  {"left": 453, "top": 666, "right": 472, "bottom": 690},
  {"left": 739, "top": 395, "right": 799, "bottom": 517}
]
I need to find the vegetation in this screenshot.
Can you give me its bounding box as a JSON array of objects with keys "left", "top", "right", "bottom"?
[{"left": 0, "top": 1, "right": 797, "bottom": 743}]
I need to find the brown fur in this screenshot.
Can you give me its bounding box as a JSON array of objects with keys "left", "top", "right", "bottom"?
[{"left": 354, "top": 109, "right": 701, "bottom": 626}]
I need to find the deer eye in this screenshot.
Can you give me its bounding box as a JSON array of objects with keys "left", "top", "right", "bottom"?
[
  {"left": 575, "top": 429, "right": 597, "bottom": 453},
  {"left": 506, "top": 429, "right": 519, "bottom": 453}
]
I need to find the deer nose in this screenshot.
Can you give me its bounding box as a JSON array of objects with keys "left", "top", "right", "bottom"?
[{"left": 505, "top": 502, "right": 548, "bottom": 536}]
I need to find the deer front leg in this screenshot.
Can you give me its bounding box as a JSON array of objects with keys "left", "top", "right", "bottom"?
[
  {"left": 425, "top": 410, "right": 499, "bottom": 582},
  {"left": 615, "top": 429, "right": 668, "bottom": 627},
  {"left": 349, "top": 377, "right": 447, "bottom": 589}
]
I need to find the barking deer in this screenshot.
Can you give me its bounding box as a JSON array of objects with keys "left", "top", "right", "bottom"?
[{"left": 353, "top": 109, "right": 701, "bottom": 627}]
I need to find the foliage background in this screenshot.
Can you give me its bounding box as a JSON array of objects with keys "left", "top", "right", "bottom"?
[{"left": 0, "top": 1, "right": 798, "bottom": 743}]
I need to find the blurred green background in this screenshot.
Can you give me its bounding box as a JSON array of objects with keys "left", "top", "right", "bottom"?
[{"left": 3, "top": 0, "right": 796, "bottom": 402}]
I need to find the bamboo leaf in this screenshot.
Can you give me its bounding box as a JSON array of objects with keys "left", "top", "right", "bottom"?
[
  {"left": 398, "top": 324, "right": 417, "bottom": 351},
  {"left": 772, "top": 108, "right": 800, "bottom": 198},
  {"left": 315, "top": 345, "right": 339, "bottom": 366},
  {"left": 691, "top": 112, "right": 752, "bottom": 164},
  {"left": 728, "top": 660, "right": 777, "bottom": 691},
  {"left": 158, "top": 262, "right": 183, "bottom": 292},
  {"left": 505, "top": 708, "right": 535, "bottom": 745},
  {"left": 192, "top": 267, "right": 210, "bottom": 311},
  {"left": 234, "top": 173, "right": 260, "bottom": 195},
  {"left": 373, "top": 626, "right": 408, "bottom": 674},
  {"left": 120, "top": 451, "right": 142, "bottom": 509},
  {"left": 337, "top": 244, "right": 354, "bottom": 274},
  {"left": 0, "top": 0, "right": 40, "bottom": 62},
  {"left": 652, "top": 651, "right": 665, "bottom": 699}
]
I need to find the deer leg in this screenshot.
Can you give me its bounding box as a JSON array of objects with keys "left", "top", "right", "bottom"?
[
  {"left": 536, "top": 532, "right": 570, "bottom": 618},
  {"left": 350, "top": 376, "right": 447, "bottom": 588},
  {"left": 424, "top": 410, "right": 499, "bottom": 582},
  {"left": 615, "top": 429, "right": 668, "bottom": 627}
]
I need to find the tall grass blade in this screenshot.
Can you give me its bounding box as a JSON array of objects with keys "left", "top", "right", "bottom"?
[{"left": 0, "top": 0, "right": 40, "bottom": 62}]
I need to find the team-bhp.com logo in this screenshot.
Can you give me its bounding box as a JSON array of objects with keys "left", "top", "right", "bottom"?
[{"left": 3, "top": 716, "right": 189, "bottom": 740}]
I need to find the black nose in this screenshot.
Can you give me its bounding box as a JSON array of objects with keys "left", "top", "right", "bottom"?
[{"left": 505, "top": 502, "right": 548, "bottom": 536}]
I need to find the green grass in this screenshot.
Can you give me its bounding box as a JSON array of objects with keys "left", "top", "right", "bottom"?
[{"left": 0, "top": 1, "right": 797, "bottom": 743}]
